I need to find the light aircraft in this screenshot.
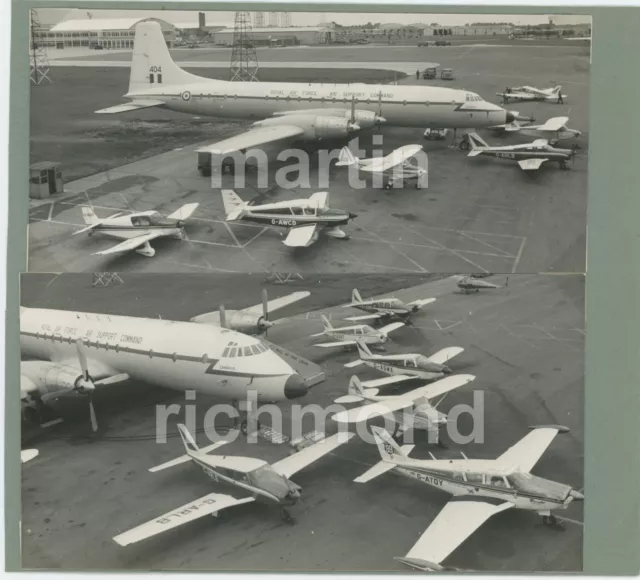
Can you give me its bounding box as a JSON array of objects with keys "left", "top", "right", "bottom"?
[
  {"left": 335, "top": 144, "right": 428, "bottom": 189},
  {"left": 343, "top": 340, "right": 464, "bottom": 388},
  {"left": 497, "top": 85, "right": 567, "bottom": 104},
  {"left": 21, "top": 449, "right": 39, "bottom": 463},
  {"left": 467, "top": 133, "right": 577, "bottom": 171},
  {"left": 190, "top": 288, "right": 310, "bottom": 336},
  {"left": 344, "top": 288, "right": 436, "bottom": 324},
  {"left": 488, "top": 110, "right": 535, "bottom": 132},
  {"left": 332, "top": 374, "right": 475, "bottom": 442},
  {"left": 456, "top": 275, "right": 501, "bottom": 293},
  {"left": 20, "top": 306, "right": 308, "bottom": 432},
  {"left": 113, "top": 424, "right": 354, "bottom": 545},
  {"left": 221, "top": 190, "right": 356, "bottom": 248},
  {"left": 74, "top": 204, "right": 199, "bottom": 258},
  {"left": 311, "top": 315, "right": 404, "bottom": 349},
  {"left": 489, "top": 116, "right": 581, "bottom": 145},
  {"left": 96, "top": 22, "right": 512, "bottom": 152},
  {"left": 357, "top": 426, "right": 584, "bottom": 571}
]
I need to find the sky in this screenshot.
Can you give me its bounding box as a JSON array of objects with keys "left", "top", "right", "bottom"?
[{"left": 39, "top": 8, "right": 591, "bottom": 28}]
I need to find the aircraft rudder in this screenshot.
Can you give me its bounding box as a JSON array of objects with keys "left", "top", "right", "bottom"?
[
  {"left": 351, "top": 288, "right": 362, "bottom": 303},
  {"left": 371, "top": 426, "right": 406, "bottom": 462},
  {"left": 81, "top": 206, "right": 98, "bottom": 225},
  {"left": 177, "top": 423, "right": 200, "bottom": 455}
]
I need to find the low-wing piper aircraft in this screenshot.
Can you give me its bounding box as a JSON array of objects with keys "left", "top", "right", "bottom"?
[
  {"left": 497, "top": 85, "right": 567, "bottom": 104},
  {"left": 335, "top": 144, "right": 428, "bottom": 189},
  {"left": 344, "top": 289, "right": 436, "bottom": 324},
  {"left": 332, "top": 374, "right": 475, "bottom": 442},
  {"left": 456, "top": 275, "right": 501, "bottom": 294},
  {"left": 20, "top": 306, "right": 307, "bottom": 432},
  {"left": 189, "top": 289, "right": 310, "bottom": 336},
  {"left": 113, "top": 424, "right": 354, "bottom": 545},
  {"left": 222, "top": 190, "right": 356, "bottom": 248},
  {"left": 73, "top": 204, "right": 199, "bottom": 257},
  {"left": 357, "top": 426, "right": 584, "bottom": 571},
  {"left": 343, "top": 340, "right": 464, "bottom": 388},
  {"left": 488, "top": 116, "right": 581, "bottom": 145},
  {"left": 467, "top": 133, "right": 577, "bottom": 171},
  {"left": 311, "top": 315, "right": 404, "bottom": 349}
]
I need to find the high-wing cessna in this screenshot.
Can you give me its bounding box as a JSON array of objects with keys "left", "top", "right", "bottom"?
[
  {"left": 335, "top": 144, "right": 427, "bottom": 189},
  {"left": 20, "top": 306, "right": 307, "bottom": 431},
  {"left": 73, "top": 204, "right": 199, "bottom": 257},
  {"left": 467, "top": 133, "right": 577, "bottom": 171},
  {"left": 343, "top": 340, "right": 464, "bottom": 388},
  {"left": 344, "top": 288, "right": 435, "bottom": 324},
  {"left": 311, "top": 315, "right": 404, "bottom": 349},
  {"left": 96, "top": 22, "right": 512, "bottom": 154},
  {"left": 222, "top": 190, "right": 356, "bottom": 248},
  {"left": 113, "top": 424, "right": 354, "bottom": 545},
  {"left": 332, "top": 374, "right": 475, "bottom": 442},
  {"left": 497, "top": 85, "right": 567, "bottom": 104},
  {"left": 358, "top": 426, "right": 584, "bottom": 571},
  {"left": 489, "top": 116, "right": 581, "bottom": 145},
  {"left": 190, "top": 288, "right": 310, "bottom": 336},
  {"left": 456, "top": 275, "right": 502, "bottom": 293}
]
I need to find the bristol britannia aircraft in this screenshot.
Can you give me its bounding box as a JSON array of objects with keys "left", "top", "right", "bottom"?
[
  {"left": 222, "top": 190, "right": 356, "bottom": 248},
  {"left": 335, "top": 144, "right": 428, "bottom": 189},
  {"left": 467, "top": 133, "right": 577, "bottom": 171},
  {"left": 343, "top": 340, "right": 464, "bottom": 388},
  {"left": 488, "top": 116, "right": 581, "bottom": 145},
  {"left": 332, "top": 374, "right": 475, "bottom": 443},
  {"left": 497, "top": 85, "right": 567, "bottom": 104},
  {"left": 97, "top": 22, "right": 513, "bottom": 151},
  {"left": 74, "top": 203, "right": 199, "bottom": 257},
  {"left": 20, "top": 306, "right": 308, "bottom": 431},
  {"left": 311, "top": 315, "right": 404, "bottom": 349},
  {"left": 113, "top": 424, "right": 354, "bottom": 545},
  {"left": 357, "top": 426, "right": 584, "bottom": 571},
  {"left": 344, "top": 288, "right": 436, "bottom": 323}
]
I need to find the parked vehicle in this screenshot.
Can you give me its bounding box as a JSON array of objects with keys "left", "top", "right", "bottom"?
[
  {"left": 440, "top": 68, "right": 455, "bottom": 80},
  {"left": 422, "top": 67, "right": 437, "bottom": 79},
  {"left": 435, "top": 40, "right": 452, "bottom": 46}
]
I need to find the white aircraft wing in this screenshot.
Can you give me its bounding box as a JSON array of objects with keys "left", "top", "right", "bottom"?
[
  {"left": 270, "top": 433, "right": 354, "bottom": 479},
  {"left": 92, "top": 231, "right": 167, "bottom": 256},
  {"left": 166, "top": 203, "right": 199, "bottom": 221},
  {"left": 517, "top": 158, "right": 548, "bottom": 171},
  {"left": 112, "top": 493, "right": 255, "bottom": 546},
  {"left": 344, "top": 313, "right": 384, "bottom": 322},
  {"left": 354, "top": 444, "right": 414, "bottom": 483},
  {"left": 404, "top": 374, "right": 475, "bottom": 401},
  {"left": 196, "top": 125, "right": 305, "bottom": 155},
  {"left": 496, "top": 426, "right": 565, "bottom": 473},
  {"left": 374, "top": 144, "right": 424, "bottom": 172},
  {"left": 428, "top": 346, "right": 465, "bottom": 365},
  {"left": 359, "top": 375, "right": 416, "bottom": 389},
  {"left": 95, "top": 99, "right": 164, "bottom": 114},
  {"left": 538, "top": 116, "right": 569, "bottom": 132},
  {"left": 402, "top": 498, "right": 514, "bottom": 567},
  {"left": 379, "top": 322, "right": 406, "bottom": 336},
  {"left": 314, "top": 340, "right": 358, "bottom": 348},
  {"left": 407, "top": 297, "right": 436, "bottom": 309},
  {"left": 239, "top": 291, "right": 311, "bottom": 317},
  {"left": 21, "top": 449, "right": 39, "bottom": 463},
  {"left": 283, "top": 224, "right": 319, "bottom": 248}
]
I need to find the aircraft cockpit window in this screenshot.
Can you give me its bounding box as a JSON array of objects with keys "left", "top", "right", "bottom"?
[
  {"left": 228, "top": 348, "right": 237, "bottom": 358},
  {"left": 405, "top": 359, "right": 417, "bottom": 368},
  {"left": 250, "top": 345, "right": 260, "bottom": 355},
  {"left": 243, "top": 346, "right": 252, "bottom": 356},
  {"left": 291, "top": 207, "right": 303, "bottom": 216},
  {"left": 132, "top": 216, "right": 152, "bottom": 227}
]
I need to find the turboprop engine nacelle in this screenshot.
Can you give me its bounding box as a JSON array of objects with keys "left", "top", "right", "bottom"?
[
  {"left": 274, "top": 109, "right": 384, "bottom": 130},
  {"left": 253, "top": 115, "right": 360, "bottom": 140},
  {"left": 224, "top": 311, "right": 273, "bottom": 335},
  {"left": 21, "top": 361, "right": 93, "bottom": 400}
]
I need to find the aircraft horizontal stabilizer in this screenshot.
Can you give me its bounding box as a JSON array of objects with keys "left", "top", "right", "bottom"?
[
  {"left": 149, "top": 440, "right": 230, "bottom": 472},
  {"left": 354, "top": 447, "right": 414, "bottom": 483},
  {"left": 95, "top": 100, "right": 164, "bottom": 114}
]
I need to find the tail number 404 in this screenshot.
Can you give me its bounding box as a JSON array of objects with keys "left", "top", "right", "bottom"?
[{"left": 149, "top": 66, "right": 163, "bottom": 73}]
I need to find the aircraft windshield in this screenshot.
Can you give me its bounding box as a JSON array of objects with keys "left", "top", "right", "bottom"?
[
  {"left": 248, "top": 465, "right": 291, "bottom": 500},
  {"left": 222, "top": 340, "right": 270, "bottom": 358},
  {"left": 508, "top": 472, "right": 572, "bottom": 501}
]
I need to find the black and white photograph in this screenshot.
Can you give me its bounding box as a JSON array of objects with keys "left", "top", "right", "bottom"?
[
  {"left": 20, "top": 272, "right": 584, "bottom": 572},
  {"left": 27, "top": 9, "right": 591, "bottom": 274}
]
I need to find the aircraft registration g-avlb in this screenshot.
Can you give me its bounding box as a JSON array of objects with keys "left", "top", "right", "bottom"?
[
  {"left": 20, "top": 306, "right": 307, "bottom": 431},
  {"left": 74, "top": 203, "right": 199, "bottom": 257},
  {"left": 335, "top": 144, "right": 428, "bottom": 189},
  {"left": 497, "top": 85, "right": 567, "bottom": 104},
  {"left": 221, "top": 190, "right": 356, "bottom": 248},
  {"left": 113, "top": 424, "right": 354, "bottom": 545},
  {"left": 311, "top": 315, "right": 404, "bottom": 349},
  {"left": 96, "top": 22, "right": 513, "bottom": 152},
  {"left": 357, "top": 426, "right": 584, "bottom": 571},
  {"left": 344, "top": 288, "right": 435, "bottom": 323}
]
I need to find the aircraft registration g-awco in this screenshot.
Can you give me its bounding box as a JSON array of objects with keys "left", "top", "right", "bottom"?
[{"left": 96, "top": 22, "right": 513, "bottom": 154}]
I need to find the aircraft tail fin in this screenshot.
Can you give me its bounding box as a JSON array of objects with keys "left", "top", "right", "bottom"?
[
  {"left": 81, "top": 206, "right": 99, "bottom": 225},
  {"left": 335, "top": 146, "right": 359, "bottom": 167},
  {"left": 371, "top": 426, "right": 408, "bottom": 463},
  {"left": 355, "top": 339, "right": 373, "bottom": 359},
  {"left": 467, "top": 133, "right": 490, "bottom": 156},
  {"left": 348, "top": 375, "right": 366, "bottom": 397},
  {"left": 177, "top": 423, "right": 200, "bottom": 455},
  {"left": 321, "top": 314, "right": 333, "bottom": 330},
  {"left": 351, "top": 288, "right": 363, "bottom": 304},
  {"left": 221, "top": 189, "right": 247, "bottom": 220},
  {"left": 149, "top": 425, "right": 229, "bottom": 472}
]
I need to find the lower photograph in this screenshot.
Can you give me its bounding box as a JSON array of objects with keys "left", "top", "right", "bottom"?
[{"left": 20, "top": 272, "right": 584, "bottom": 572}]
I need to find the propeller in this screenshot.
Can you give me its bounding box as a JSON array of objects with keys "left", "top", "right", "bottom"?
[
  {"left": 258, "top": 288, "right": 275, "bottom": 336},
  {"left": 219, "top": 303, "right": 227, "bottom": 328},
  {"left": 74, "top": 339, "right": 98, "bottom": 432},
  {"left": 375, "top": 91, "right": 386, "bottom": 127}
]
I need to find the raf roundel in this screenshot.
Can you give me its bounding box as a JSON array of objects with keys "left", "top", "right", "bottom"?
[{"left": 181, "top": 91, "right": 192, "bottom": 102}]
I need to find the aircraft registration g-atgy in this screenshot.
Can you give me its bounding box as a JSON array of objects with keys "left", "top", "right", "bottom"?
[
  {"left": 345, "top": 288, "right": 436, "bottom": 323},
  {"left": 497, "top": 85, "right": 568, "bottom": 104},
  {"left": 74, "top": 203, "right": 199, "bottom": 257},
  {"left": 19, "top": 305, "right": 308, "bottom": 431},
  {"left": 113, "top": 424, "right": 354, "bottom": 545},
  {"left": 221, "top": 190, "right": 356, "bottom": 248},
  {"left": 96, "top": 22, "right": 513, "bottom": 154},
  {"left": 335, "top": 144, "right": 428, "bottom": 189},
  {"left": 358, "top": 426, "right": 584, "bottom": 571}
]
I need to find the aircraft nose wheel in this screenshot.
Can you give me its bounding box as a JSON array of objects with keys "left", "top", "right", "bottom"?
[
  {"left": 542, "top": 514, "right": 563, "bottom": 528},
  {"left": 280, "top": 508, "right": 295, "bottom": 524}
]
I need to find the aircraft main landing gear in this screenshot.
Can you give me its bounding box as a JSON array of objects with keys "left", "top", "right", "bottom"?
[
  {"left": 541, "top": 514, "right": 564, "bottom": 528},
  {"left": 280, "top": 508, "right": 295, "bottom": 524}
]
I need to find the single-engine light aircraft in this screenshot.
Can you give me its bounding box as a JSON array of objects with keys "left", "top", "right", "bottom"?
[
  {"left": 311, "top": 315, "right": 404, "bottom": 349},
  {"left": 489, "top": 116, "right": 581, "bottom": 145},
  {"left": 344, "top": 288, "right": 435, "bottom": 324},
  {"left": 455, "top": 275, "right": 502, "bottom": 293},
  {"left": 497, "top": 85, "right": 567, "bottom": 104}
]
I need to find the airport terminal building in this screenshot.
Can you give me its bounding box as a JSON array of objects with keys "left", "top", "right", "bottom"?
[{"left": 212, "top": 26, "right": 333, "bottom": 46}]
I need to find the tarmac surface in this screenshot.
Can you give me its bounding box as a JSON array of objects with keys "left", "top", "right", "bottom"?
[
  {"left": 21, "top": 273, "right": 584, "bottom": 572},
  {"left": 29, "top": 42, "right": 588, "bottom": 275}
]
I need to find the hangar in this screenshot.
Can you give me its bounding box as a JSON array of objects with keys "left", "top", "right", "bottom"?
[{"left": 213, "top": 26, "right": 333, "bottom": 46}]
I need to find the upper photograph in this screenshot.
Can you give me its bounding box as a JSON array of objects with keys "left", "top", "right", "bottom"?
[{"left": 28, "top": 9, "right": 591, "bottom": 274}]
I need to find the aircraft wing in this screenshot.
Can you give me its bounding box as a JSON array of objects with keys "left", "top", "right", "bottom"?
[
  {"left": 283, "top": 224, "right": 319, "bottom": 248},
  {"left": 270, "top": 433, "right": 354, "bottom": 479},
  {"left": 95, "top": 99, "right": 165, "bottom": 114},
  {"left": 112, "top": 493, "right": 255, "bottom": 546},
  {"left": 401, "top": 498, "right": 514, "bottom": 567},
  {"left": 196, "top": 125, "right": 305, "bottom": 155},
  {"left": 166, "top": 203, "right": 199, "bottom": 221},
  {"left": 517, "top": 158, "right": 548, "bottom": 171},
  {"left": 314, "top": 340, "right": 358, "bottom": 348},
  {"left": 428, "top": 346, "right": 465, "bottom": 365},
  {"left": 344, "top": 313, "right": 384, "bottom": 322},
  {"left": 404, "top": 374, "right": 475, "bottom": 401},
  {"left": 496, "top": 426, "right": 566, "bottom": 473},
  {"left": 366, "top": 144, "right": 424, "bottom": 173},
  {"left": 359, "top": 375, "right": 416, "bottom": 389},
  {"left": 92, "top": 231, "right": 167, "bottom": 256},
  {"left": 331, "top": 398, "right": 414, "bottom": 424},
  {"left": 538, "top": 116, "right": 569, "bottom": 131},
  {"left": 239, "top": 291, "right": 311, "bottom": 317},
  {"left": 407, "top": 297, "right": 436, "bottom": 309}
]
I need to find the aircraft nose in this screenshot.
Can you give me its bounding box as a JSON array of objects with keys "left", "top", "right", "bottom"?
[
  {"left": 570, "top": 489, "right": 584, "bottom": 501},
  {"left": 505, "top": 111, "right": 516, "bottom": 123},
  {"left": 284, "top": 374, "right": 307, "bottom": 400},
  {"left": 349, "top": 212, "right": 358, "bottom": 220}
]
